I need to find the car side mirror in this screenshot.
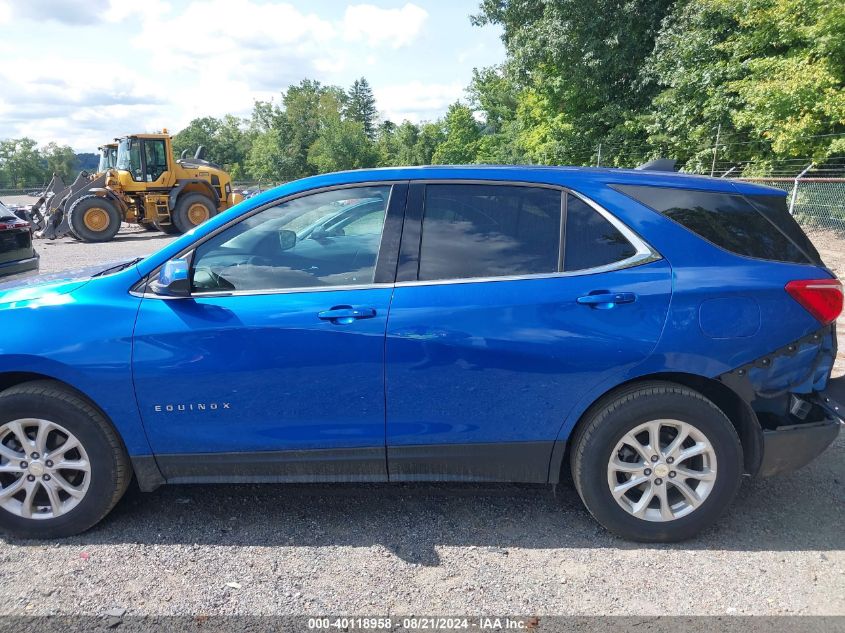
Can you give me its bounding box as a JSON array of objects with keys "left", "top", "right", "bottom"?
[
  {"left": 150, "top": 258, "right": 191, "bottom": 297},
  {"left": 279, "top": 229, "right": 297, "bottom": 251}
]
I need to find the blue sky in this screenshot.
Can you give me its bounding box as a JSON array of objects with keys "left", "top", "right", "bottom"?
[{"left": 0, "top": 0, "right": 505, "bottom": 151}]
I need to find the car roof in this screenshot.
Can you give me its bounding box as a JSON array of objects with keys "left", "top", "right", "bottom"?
[{"left": 279, "top": 165, "right": 786, "bottom": 197}]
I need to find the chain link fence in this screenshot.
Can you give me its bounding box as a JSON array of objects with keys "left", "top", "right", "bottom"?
[
  {"left": 737, "top": 177, "right": 845, "bottom": 235},
  {"left": 733, "top": 178, "right": 844, "bottom": 292}
]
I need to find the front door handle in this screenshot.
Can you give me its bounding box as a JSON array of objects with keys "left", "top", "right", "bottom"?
[
  {"left": 576, "top": 292, "right": 637, "bottom": 309},
  {"left": 318, "top": 305, "right": 377, "bottom": 324}
]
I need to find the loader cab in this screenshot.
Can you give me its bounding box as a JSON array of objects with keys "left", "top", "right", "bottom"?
[
  {"left": 115, "top": 134, "right": 174, "bottom": 188},
  {"left": 97, "top": 144, "right": 118, "bottom": 174}
]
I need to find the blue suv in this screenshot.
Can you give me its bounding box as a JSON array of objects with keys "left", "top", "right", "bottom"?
[{"left": 0, "top": 166, "right": 841, "bottom": 542}]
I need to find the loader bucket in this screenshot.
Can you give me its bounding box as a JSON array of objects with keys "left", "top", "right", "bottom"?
[
  {"left": 39, "top": 172, "right": 104, "bottom": 240},
  {"left": 28, "top": 174, "right": 65, "bottom": 232}
]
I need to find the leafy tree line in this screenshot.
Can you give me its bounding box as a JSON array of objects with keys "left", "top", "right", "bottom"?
[
  {"left": 3, "top": 0, "right": 843, "bottom": 187},
  {"left": 0, "top": 139, "right": 79, "bottom": 189},
  {"left": 170, "top": 77, "right": 462, "bottom": 182},
  {"left": 172, "top": 0, "right": 845, "bottom": 180}
]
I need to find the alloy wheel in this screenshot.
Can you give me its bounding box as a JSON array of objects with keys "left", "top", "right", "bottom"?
[
  {"left": 0, "top": 419, "right": 91, "bottom": 520},
  {"left": 607, "top": 419, "right": 718, "bottom": 522}
]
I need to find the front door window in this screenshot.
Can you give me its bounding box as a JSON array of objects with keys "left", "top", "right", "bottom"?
[{"left": 191, "top": 186, "right": 391, "bottom": 293}]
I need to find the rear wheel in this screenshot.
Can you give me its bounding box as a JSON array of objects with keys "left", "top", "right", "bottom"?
[
  {"left": 154, "top": 221, "right": 180, "bottom": 235},
  {"left": 171, "top": 193, "right": 216, "bottom": 234},
  {"left": 67, "top": 195, "right": 122, "bottom": 243},
  {"left": 0, "top": 381, "right": 130, "bottom": 538},
  {"left": 570, "top": 382, "right": 742, "bottom": 542}
]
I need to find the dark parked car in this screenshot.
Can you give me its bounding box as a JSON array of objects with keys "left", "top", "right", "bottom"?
[
  {"left": 0, "top": 166, "right": 841, "bottom": 542},
  {"left": 0, "top": 201, "right": 38, "bottom": 280}
]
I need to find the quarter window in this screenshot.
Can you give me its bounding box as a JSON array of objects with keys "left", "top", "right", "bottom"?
[
  {"left": 191, "top": 186, "right": 390, "bottom": 293},
  {"left": 564, "top": 195, "right": 637, "bottom": 271},
  {"left": 417, "top": 184, "right": 562, "bottom": 281},
  {"left": 612, "top": 184, "right": 812, "bottom": 264}
]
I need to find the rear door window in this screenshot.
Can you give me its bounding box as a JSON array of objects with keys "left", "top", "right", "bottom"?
[
  {"left": 564, "top": 195, "right": 637, "bottom": 271},
  {"left": 418, "top": 184, "right": 562, "bottom": 281},
  {"left": 613, "top": 184, "right": 814, "bottom": 264}
]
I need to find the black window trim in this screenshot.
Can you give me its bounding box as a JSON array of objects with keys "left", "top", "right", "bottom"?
[
  {"left": 395, "top": 179, "right": 660, "bottom": 288},
  {"left": 133, "top": 181, "right": 409, "bottom": 299}
]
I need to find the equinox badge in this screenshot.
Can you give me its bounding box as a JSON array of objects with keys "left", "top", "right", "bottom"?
[{"left": 153, "top": 403, "right": 232, "bottom": 413}]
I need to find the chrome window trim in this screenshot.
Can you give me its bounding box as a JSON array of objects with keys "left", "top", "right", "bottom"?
[
  {"left": 392, "top": 254, "right": 660, "bottom": 289},
  {"left": 134, "top": 281, "right": 393, "bottom": 300},
  {"left": 134, "top": 179, "right": 661, "bottom": 299}
]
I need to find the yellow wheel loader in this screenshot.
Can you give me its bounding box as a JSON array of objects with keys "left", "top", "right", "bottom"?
[
  {"left": 97, "top": 142, "right": 118, "bottom": 173},
  {"left": 28, "top": 142, "right": 119, "bottom": 233},
  {"left": 40, "top": 131, "right": 243, "bottom": 243}
]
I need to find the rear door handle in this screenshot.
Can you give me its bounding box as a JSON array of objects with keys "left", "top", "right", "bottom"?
[
  {"left": 576, "top": 292, "right": 637, "bottom": 309},
  {"left": 318, "top": 305, "right": 377, "bottom": 324}
]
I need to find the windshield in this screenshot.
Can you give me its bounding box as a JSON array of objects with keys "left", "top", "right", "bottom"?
[
  {"left": 115, "top": 138, "right": 142, "bottom": 179},
  {"left": 98, "top": 147, "right": 117, "bottom": 172}
]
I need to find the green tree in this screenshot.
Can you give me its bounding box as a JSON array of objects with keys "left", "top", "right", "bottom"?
[
  {"left": 0, "top": 138, "right": 47, "bottom": 188},
  {"left": 41, "top": 142, "right": 78, "bottom": 182},
  {"left": 345, "top": 77, "right": 379, "bottom": 139},
  {"left": 647, "top": 0, "right": 845, "bottom": 172},
  {"left": 473, "top": 0, "right": 676, "bottom": 166},
  {"left": 375, "top": 120, "right": 399, "bottom": 166},
  {"left": 173, "top": 115, "right": 250, "bottom": 177},
  {"left": 283, "top": 80, "right": 348, "bottom": 177},
  {"left": 308, "top": 111, "right": 379, "bottom": 173},
  {"left": 173, "top": 117, "right": 221, "bottom": 160},
  {"left": 431, "top": 103, "right": 481, "bottom": 164},
  {"left": 412, "top": 122, "right": 447, "bottom": 165}
]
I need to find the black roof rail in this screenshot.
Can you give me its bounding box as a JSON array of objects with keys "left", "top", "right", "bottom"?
[{"left": 635, "top": 158, "right": 677, "bottom": 172}]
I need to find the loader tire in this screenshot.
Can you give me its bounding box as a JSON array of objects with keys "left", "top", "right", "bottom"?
[
  {"left": 154, "top": 221, "right": 180, "bottom": 235},
  {"left": 172, "top": 193, "right": 217, "bottom": 234},
  {"left": 68, "top": 195, "right": 122, "bottom": 243}
]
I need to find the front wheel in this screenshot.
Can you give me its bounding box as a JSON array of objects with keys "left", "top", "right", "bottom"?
[
  {"left": 570, "top": 382, "right": 743, "bottom": 542},
  {"left": 0, "top": 381, "right": 130, "bottom": 538},
  {"left": 67, "top": 195, "right": 122, "bottom": 243}
]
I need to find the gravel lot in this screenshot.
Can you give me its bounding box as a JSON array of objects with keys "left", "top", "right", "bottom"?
[{"left": 0, "top": 213, "right": 843, "bottom": 618}]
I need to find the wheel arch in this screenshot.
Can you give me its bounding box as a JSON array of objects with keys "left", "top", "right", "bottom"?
[
  {"left": 169, "top": 180, "right": 219, "bottom": 211},
  {"left": 548, "top": 372, "right": 763, "bottom": 484},
  {"left": 0, "top": 371, "right": 164, "bottom": 491}
]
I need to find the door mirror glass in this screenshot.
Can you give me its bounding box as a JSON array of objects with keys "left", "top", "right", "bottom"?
[
  {"left": 150, "top": 258, "right": 191, "bottom": 297},
  {"left": 279, "top": 229, "right": 296, "bottom": 251}
]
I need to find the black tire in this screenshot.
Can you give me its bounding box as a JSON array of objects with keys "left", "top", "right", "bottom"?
[
  {"left": 570, "top": 381, "right": 743, "bottom": 542},
  {"left": 171, "top": 193, "right": 217, "bottom": 234},
  {"left": 154, "top": 221, "right": 181, "bottom": 235},
  {"left": 67, "top": 195, "right": 122, "bottom": 243},
  {"left": 0, "top": 381, "right": 130, "bottom": 538}
]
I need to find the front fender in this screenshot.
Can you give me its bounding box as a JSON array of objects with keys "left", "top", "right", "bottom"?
[{"left": 0, "top": 270, "right": 153, "bottom": 456}]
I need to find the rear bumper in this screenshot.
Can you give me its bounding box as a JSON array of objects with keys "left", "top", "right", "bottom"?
[
  {"left": 757, "top": 376, "right": 843, "bottom": 478},
  {"left": 0, "top": 253, "right": 39, "bottom": 280}
]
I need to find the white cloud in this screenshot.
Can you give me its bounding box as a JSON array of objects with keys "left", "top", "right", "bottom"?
[
  {"left": 104, "top": 0, "right": 172, "bottom": 23},
  {"left": 0, "top": 58, "right": 165, "bottom": 149},
  {"left": 122, "top": 0, "right": 431, "bottom": 131},
  {"left": 375, "top": 81, "right": 465, "bottom": 123},
  {"left": 342, "top": 3, "right": 428, "bottom": 48},
  {"left": 0, "top": 1, "right": 504, "bottom": 150}
]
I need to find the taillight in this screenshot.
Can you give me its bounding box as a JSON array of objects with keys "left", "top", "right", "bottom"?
[{"left": 785, "top": 279, "right": 844, "bottom": 325}]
